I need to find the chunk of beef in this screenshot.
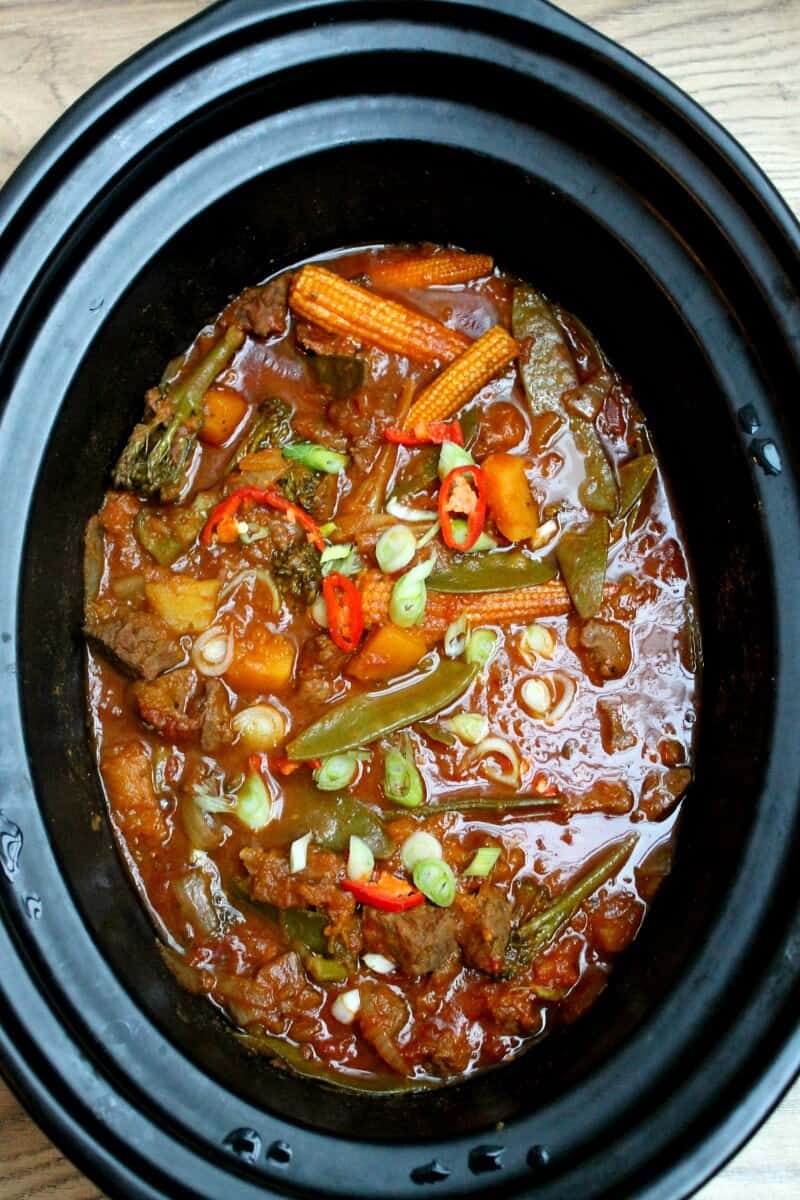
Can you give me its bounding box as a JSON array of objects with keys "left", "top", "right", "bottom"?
[
  {"left": 454, "top": 884, "right": 513, "bottom": 975},
  {"left": 84, "top": 608, "right": 183, "bottom": 680},
  {"left": 295, "top": 634, "right": 349, "bottom": 705},
  {"left": 101, "top": 741, "right": 166, "bottom": 843},
  {"left": 132, "top": 666, "right": 204, "bottom": 739},
  {"left": 213, "top": 951, "right": 322, "bottom": 1033},
  {"left": 596, "top": 698, "right": 637, "bottom": 754},
  {"left": 589, "top": 891, "right": 644, "bottom": 956},
  {"left": 201, "top": 678, "right": 232, "bottom": 752},
  {"left": 574, "top": 619, "right": 632, "bottom": 685},
  {"left": 638, "top": 767, "right": 691, "bottom": 821},
  {"left": 226, "top": 276, "right": 289, "bottom": 339},
  {"left": 362, "top": 905, "right": 459, "bottom": 977},
  {"left": 562, "top": 778, "right": 633, "bottom": 815},
  {"left": 296, "top": 320, "right": 360, "bottom": 357}
]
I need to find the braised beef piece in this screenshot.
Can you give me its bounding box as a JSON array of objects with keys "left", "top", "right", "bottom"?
[
  {"left": 573, "top": 618, "right": 632, "bottom": 685},
  {"left": 639, "top": 767, "right": 691, "bottom": 820},
  {"left": 100, "top": 740, "right": 166, "bottom": 843},
  {"left": 596, "top": 698, "right": 637, "bottom": 753},
  {"left": 84, "top": 609, "right": 183, "bottom": 680},
  {"left": 362, "top": 905, "right": 459, "bottom": 977},
  {"left": 132, "top": 666, "right": 204, "bottom": 739},
  {"left": 201, "top": 679, "right": 232, "bottom": 752},
  {"left": 296, "top": 320, "right": 360, "bottom": 357},
  {"left": 454, "top": 884, "right": 513, "bottom": 975},
  {"left": 225, "top": 276, "right": 289, "bottom": 338},
  {"left": 295, "top": 634, "right": 350, "bottom": 705},
  {"left": 562, "top": 778, "right": 633, "bottom": 815}
]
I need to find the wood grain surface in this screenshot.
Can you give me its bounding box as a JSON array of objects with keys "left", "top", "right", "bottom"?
[{"left": 0, "top": 1, "right": 798, "bottom": 1197}]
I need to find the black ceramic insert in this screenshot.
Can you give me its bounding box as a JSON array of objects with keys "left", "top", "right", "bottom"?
[{"left": 1, "top": 2, "right": 799, "bottom": 1198}]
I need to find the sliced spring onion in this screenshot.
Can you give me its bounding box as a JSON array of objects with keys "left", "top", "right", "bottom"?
[
  {"left": 321, "top": 543, "right": 361, "bottom": 577},
  {"left": 219, "top": 567, "right": 281, "bottom": 613},
  {"left": 442, "top": 712, "right": 488, "bottom": 745},
  {"left": 386, "top": 497, "right": 438, "bottom": 523},
  {"left": 463, "top": 736, "right": 521, "bottom": 787},
  {"left": 331, "top": 987, "right": 361, "bottom": 1025},
  {"left": 448, "top": 519, "right": 498, "bottom": 553},
  {"left": 231, "top": 704, "right": 286, "bottom": 751},
  {"left": 238, "top": 523, "right": 271, "bottom": 545},
  {"left": 383, "top": 738, "right": 425, "bottom": 808},
  {"left": 464, "top": 846, "right": 501, "bottom": 877},
  {"left": 444, "top": 615, "right": 469, "bottom": 659},
  {"left": 289, "top": 832, "right": 312, "bottom": 873},
  {"left": 465, "top": 628, "right": 498, "bottom": 667},
  {"left": 313, "top": 751, "right": 367, "bottom": 792},
  {"left": 438, "top": 440, "right": 475, "bottom": 481},
  {"left": 520, "top": 677, "right": 553, "bottom": 717},
  {"left": 347, "top": 834, "right": 375, "bottom": 882},
  {"left": 519, "top": 623, "right": 556, "bottom": 664},
  {"left": 544, "top": 671, "right": 577, "bottom": 725},
  {"left": 192, "top": 626, "right": 234, "bottom": 676},
  {"left": 400, "top": 831, "right": 443, "bottom": 872},
  {"left": 235, "top": 770, "right": 272, "bottom": 831},
  {"left": 283, "top": 442, "right": 350, "bottom": 473},
  {"left": 415, "top": 520, "right": 441, "bottom": 549},
  {"left": 319, "top": 521, "right": 338, "bottom": 537},
  {"left": 390, "top": 559, "right": 434, "bottom": 628},
  {"left": 375, "top": 525, "right": 417, "bottom": 574},
  {"left": 361, "top": 952, "right": 395, "bottom": 975},
  {"left": 413, "top": 858, "right": 456, "bottom": 907},
  {"left": 311, "top": 592, "right": 329, "bottom": 627}
]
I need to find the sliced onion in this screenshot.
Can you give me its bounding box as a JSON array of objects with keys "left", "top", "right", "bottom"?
[
  {"left": 544, "top": 671, "right": 577, "bottom": 725},
  {"left": 332, "top": 987, "right": 361, "bottom": 1025},
  {"left": 443, "top": 615, "right": 469, "bottom": 659},
  {"left": 231, "top": 704, "right": 286, "bottom": 751},
  {"left": 531, "top": 518, "right": 559, "bottom": 550},
  {"left": 519, "top": 623, "right": 557, "bottom": 665},
  {"left": 519, "top": 677, "right": 553, "bottom": 717},
  {"left": 361, "top": 953, "right": 395, "bottom": 975},
  {"left": 192, "top": 626, "right": 234, "bottom": 676},
  {"left": 289, "top": 832, "right": 312, "bottom": 873},
  {"left": 347, "top": 834, "right": 375, "bottom": 882},
  {"left": 386, "top": 497, "right": 438, "bottom": 523},
  {"left": 219, "top": 567, "right": 256, "bottom": 601},
  {"left": 442, "top": 712, "right": 488, "bottom": 745},
  {"left": 310, "top": 593, "right": 329, "bottom": 628},
  {"left": 462, "top": 735, "right": 521, "bottom": 787}
]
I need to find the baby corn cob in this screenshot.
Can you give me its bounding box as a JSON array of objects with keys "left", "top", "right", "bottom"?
[
  {"left": 403, "top": 325, "right": 518, "bottom": 429},
  {"left": 369, "top": 251, "right": 494, "bottom": 290},
  {"left": 289, "top": 266, "right": 470, "bottom": 364}
]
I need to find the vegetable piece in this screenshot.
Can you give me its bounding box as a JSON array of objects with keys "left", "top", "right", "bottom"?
[
  {"left": 113, "top": 326, "right": 245, "bottom": 499},
  {"left": 556, "top": 516, "right": 610, "bottom": 619},
  {"left": 313, "top": 751, "right": 366, "bottom": 792},
  {"left": 308, "top": 354, "right": 366, "bottom": 398},
  {"left": 225, "top": 625, "right": 295, "bottom": 692},
  {"left": 404, "top": 325, "right": 518, "bottom": 428},
  {"left": 341, "top": 381, "right": 414, "bottom": 518},
  {"left": 201, "top": 486, "right": 326, "bottom": 551},
  {"left": 320, "top": 543, "right": 361, "bottom": 579},
  {"left": 442, "top": 712, "right": 488, "bottom": 744},
  {"left": 447, "top": 521, "right": 498, "bottom": 553},
  {"left": 369, "top": 250, "right": 494, "bottom": 289},
  {"left": 400, "top": 831, "right": 443, "bottom": 872},
  {"left": 542, "top": 671, "right": 577, "bottom": 724},
  {"left": 323, "top": 572, "right": 364, "bottom": 652},
  {"left": 283, "top": 442, "right": 350, "bottom": 473},
  {"left": 200, "top": 388, "right": 248, "bottom": 446},
  {"left": 173, "top": 871, "right": 222, "bottom": 937},
  {"left": 362, "top": 953, "right": 395, "bottom": 974},
  {"left": 520, "top": 677, "right": 552, "bottom": 717},
  {"left": 236, "top": 1031, "right": 419, "bottom": 1092},
  {"left": 385, "top": 498, "right": 438, "bottom": 524},
  {"left": 408, "top": 795, "right": 560, "bottom": 816},
  {"left": 287, "top": 659, "right": 478, "bottom": 759},
  {"left": 289, "top": 832, "right": 312, "bottom": 873},
  {"left": 572, "top": 419, "right": 619, "bottom": 514},
  {"left": 383, "top": 737, "right": 425, "bottom": 808},
  {"left": 230, "top": 397, "right": 293, "bottom": 468},
  {"left": 465, "top": 628, "right": 498, "bottom": 668},
  {"left": 305, "top": 955, "right": 350, "bottom": 984},
  {"left": 437, "top": 439, "right": 474, "bottom": 480},
  {"left": 513, "top": 834, "right": 638, "bottom": 959},
  {"left": 332, "top": 987, "right": 362, "bottom": 1024},
  {"left": 390, "top": 559, "right": 435, "bottom": 628},
  {"left": 512, "top": 286, "right": 576, "bottom": 417},
  {"left": 375, "top": 525, "right": 417, "bottom": 574},
  {"left": 271, "top": 540, "right": 322, "bottom": 604},
  {"left": 464, "top": 846, "right": 501, "bottom": 877},
  {"left": 519, "top": 623, "right": 556, "bottom": 663},
  {"left": 482, "top": 453, "right": 539, "bottom": 541},
  {"left": 342, "top": 875, "right": 425, "bottom": 912},
  {"left": 235, "top": 765, "right": 272, "bottom": 831},
  {"left": 289, "top": 266, "right": 470, "bottom": 363},
  {"left": 618, "top": 453, "right": 656, "bottom": 516},
  {"left": 463, "top": 735, "right": 521, "bottom": 786},
  {"left": 134, "top": 507, "right": 198, "bottom": 567},
  {"left": 444, "top": 616, "right": 469, "bottom": 659},
  {"left": 412, "top": 859, "right": 456, "bottom": 907},
  {"left": 144, "top": 577, "right": 220, "bottom": 634},
  {"left": 428, "top": 550, "right": 557, "bottom": 593},
  {"left": 415, "top": 721, "right": 457, "bottom": 747},
  {"left": 439, "top": 465, "right": 487, "bottom": 551},
  {"left": 284, "top": 794, "right": 393, "bottom": 857},
  {"left": 347, "top": 835, "right": 375, "bottom": 882},
  {"left": 391, "top": 409, "right": 480, "bottom": 500},
  {"left": 385, "top": 421, "right": 464, "bottom": 447},
  {"left": 347, "top": 624, "right": 428, "bottom": 682},
  {"left": 192, "top": 626, "right": 234, "bottom": 676}
]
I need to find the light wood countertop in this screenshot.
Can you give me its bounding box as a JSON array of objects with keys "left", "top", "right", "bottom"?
[{"left": 0, "top": 1, "right": 798, "bottom": 1196}]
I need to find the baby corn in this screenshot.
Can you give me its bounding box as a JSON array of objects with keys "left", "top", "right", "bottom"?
[
  {"left": 289, "top": 266, "right": 470, "bottom": 364},
  {"left": 370, "top": 251, "right": 494, "bottom": 289},
  {"left": 404, "top": 325, "right": 518, "bottom": 429}
]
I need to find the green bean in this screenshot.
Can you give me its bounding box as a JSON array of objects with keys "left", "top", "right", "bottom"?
[
  {"left": 428, "top": 549, "right": 558, "bottom": 593},
  {"left": 407, "top": 795, "right": 561, "bottom": 816}
]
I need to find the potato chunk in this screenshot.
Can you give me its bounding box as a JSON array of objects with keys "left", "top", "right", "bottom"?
[{"left": 145, "top": 577, "right": 220, "bottom": 633}]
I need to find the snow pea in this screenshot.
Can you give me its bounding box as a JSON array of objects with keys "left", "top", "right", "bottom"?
[
  {"left": 287, "top": 660, "right": 477, "bottom": 759},
  {"left": 428, "top": 549, "right": 558, "bottom": 593},
  {"left": 556, "top": 516, "right": 609, "bottom": 618},
  {"left": 618, "top": 453, "right": 656, "bottom": 516}
]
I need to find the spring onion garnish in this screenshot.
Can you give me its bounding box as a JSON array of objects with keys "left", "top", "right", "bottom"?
[
  {"left": 362, "top": 953, "right": 395, "bottom": 975},
  {"left": 444, "top": 615, "right": 469, "bottom": 659},
  {"left": 237, "top": 523, "right": 271, "bottom": 545},
  {"left": 347, "top": 834, "right": 375, "bottom": 882},
  {"left": 390, "top": 559, "right": 434, "bottom": 628},
  {"left": 462, "top": 735, "right": 521, "bottom": 787},
  {"left": 383, "top": 737, "right": 425, "bottom": 808},
  {"left": 283, "top": 442, "right": 350, "bottom": 473},
  {"left": 219, "top": 567, "right": 281, "bottom": 612},
  {"left": 438, "top": 439, "right": 475, "bottom": 481},
  {"left": 331, "top": 987, "right": 361, "bottom": 1025},
  {"left": 400, "top": 831, "right": 443, "bottom": 872},
  {"left": 448, "top": 519, "right": 498, "bottom": 553},
  {"left": 415, "top": 519, "right": 441, "bottom": 549},
  {"left": 320, "top": 521, "right": 338, "bottom": 536},
  {"left": 413, "top": 858, "right": 457, "bottom": 907},
  {"left": 313, "top": 751, "right": 367, "bottom": 792},
  {"left": 442, "top": 712, "right": 488, "bottom": 745},
  {"left": 465, "top": 628, "right": 498, "bottom": 667},
  {"left": 235, "top": 769, "right": 272, "bottom": 831},
  {"left": 311, "top": 592, "right": 329, "bottom": 627},
  {"left": 231, "top": 704, "right": 286, "bottom": 751},
  {"left": 520, "top": 677, "right": 553, "bottom": 717},
  {"left": 464, "top": 846, "right": 501, "bottom": 877},
  {"left": 519, "top": 623, "right": 556, "bottom": 664},
  {"left": 320, "top": 542, "right": 361, "bottom": 577},
  {"left": 376, "top": 525, "right": 417, "bottom": 574},
  {"left": 385, "top": 497, "right": 438, "bottom": 523},
  {"left": 192, "top": 626, "right": 234, "bottom": 676},
  {"left": 289, "top": 832, "right": 312, "bottom": 873}
]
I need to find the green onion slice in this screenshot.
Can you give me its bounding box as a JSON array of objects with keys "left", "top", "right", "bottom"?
[
  {"left": 464, "top": 846, "right": 501, "bottom": 877},
  {"left": 313, "top": 751, "right": 367, "bottom": 792},
  {"left": 375, "top": 525, "right": 416, "bottom": 574},
  {"left": 465, "top": 628, "right": 499, "bottom": 667},
  {"left": 390, "top": 559, "right": 434, "bottom": 628},
  {"left": 283, "top": 442, "right": 350, "bottom": 473},
  {"left": 413, "top": 858, "right": 456, "bottom": 907},
  {"left": 383, "top": 738, "right": 425, "bottom": 808}
]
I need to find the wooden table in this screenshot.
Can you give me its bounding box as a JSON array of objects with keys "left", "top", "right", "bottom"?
[{"left": 1, "top": 1, "right": 798, "bottom": 1195}]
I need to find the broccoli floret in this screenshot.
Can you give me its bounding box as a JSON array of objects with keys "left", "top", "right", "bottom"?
[
  {"left": 279, "top": 463, "right": 319, "bottom": 510},
  {"left": 271, "top": 540, "right": 321, "bottom": 605}
]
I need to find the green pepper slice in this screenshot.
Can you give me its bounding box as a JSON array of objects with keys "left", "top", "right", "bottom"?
[
  {"left": 556, "top": 516, "right": 609, "bottom": 618},
  {"left": 281, "top": 793, "right": 394, "bottom": 858},
  {"left": 308, "top": 355, "right": 366, "bottom": 399},
  {"left": 428, "top": 549, "right": 558, "bottom": 593}
]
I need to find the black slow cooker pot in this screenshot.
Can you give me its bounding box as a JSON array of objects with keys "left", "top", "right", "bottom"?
[{"left": 1, "top": 1, "right": 800, "bottom": 1196}]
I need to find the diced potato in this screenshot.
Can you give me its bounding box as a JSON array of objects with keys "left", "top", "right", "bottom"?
[
  {"left": 225, "top": 623, "right": 295, "bottom": 692},
  {"left": 482, "top": 452, "right": 539, "bottom": 541},
  {"left": 145, "top": 577, "right": 220, "bottom": 633},
  {"left": 347, "top": 624, "right": 428, "bottom": 682},
  {"left": 200, "top": 388, "right": 248, "bottom": 446}
]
